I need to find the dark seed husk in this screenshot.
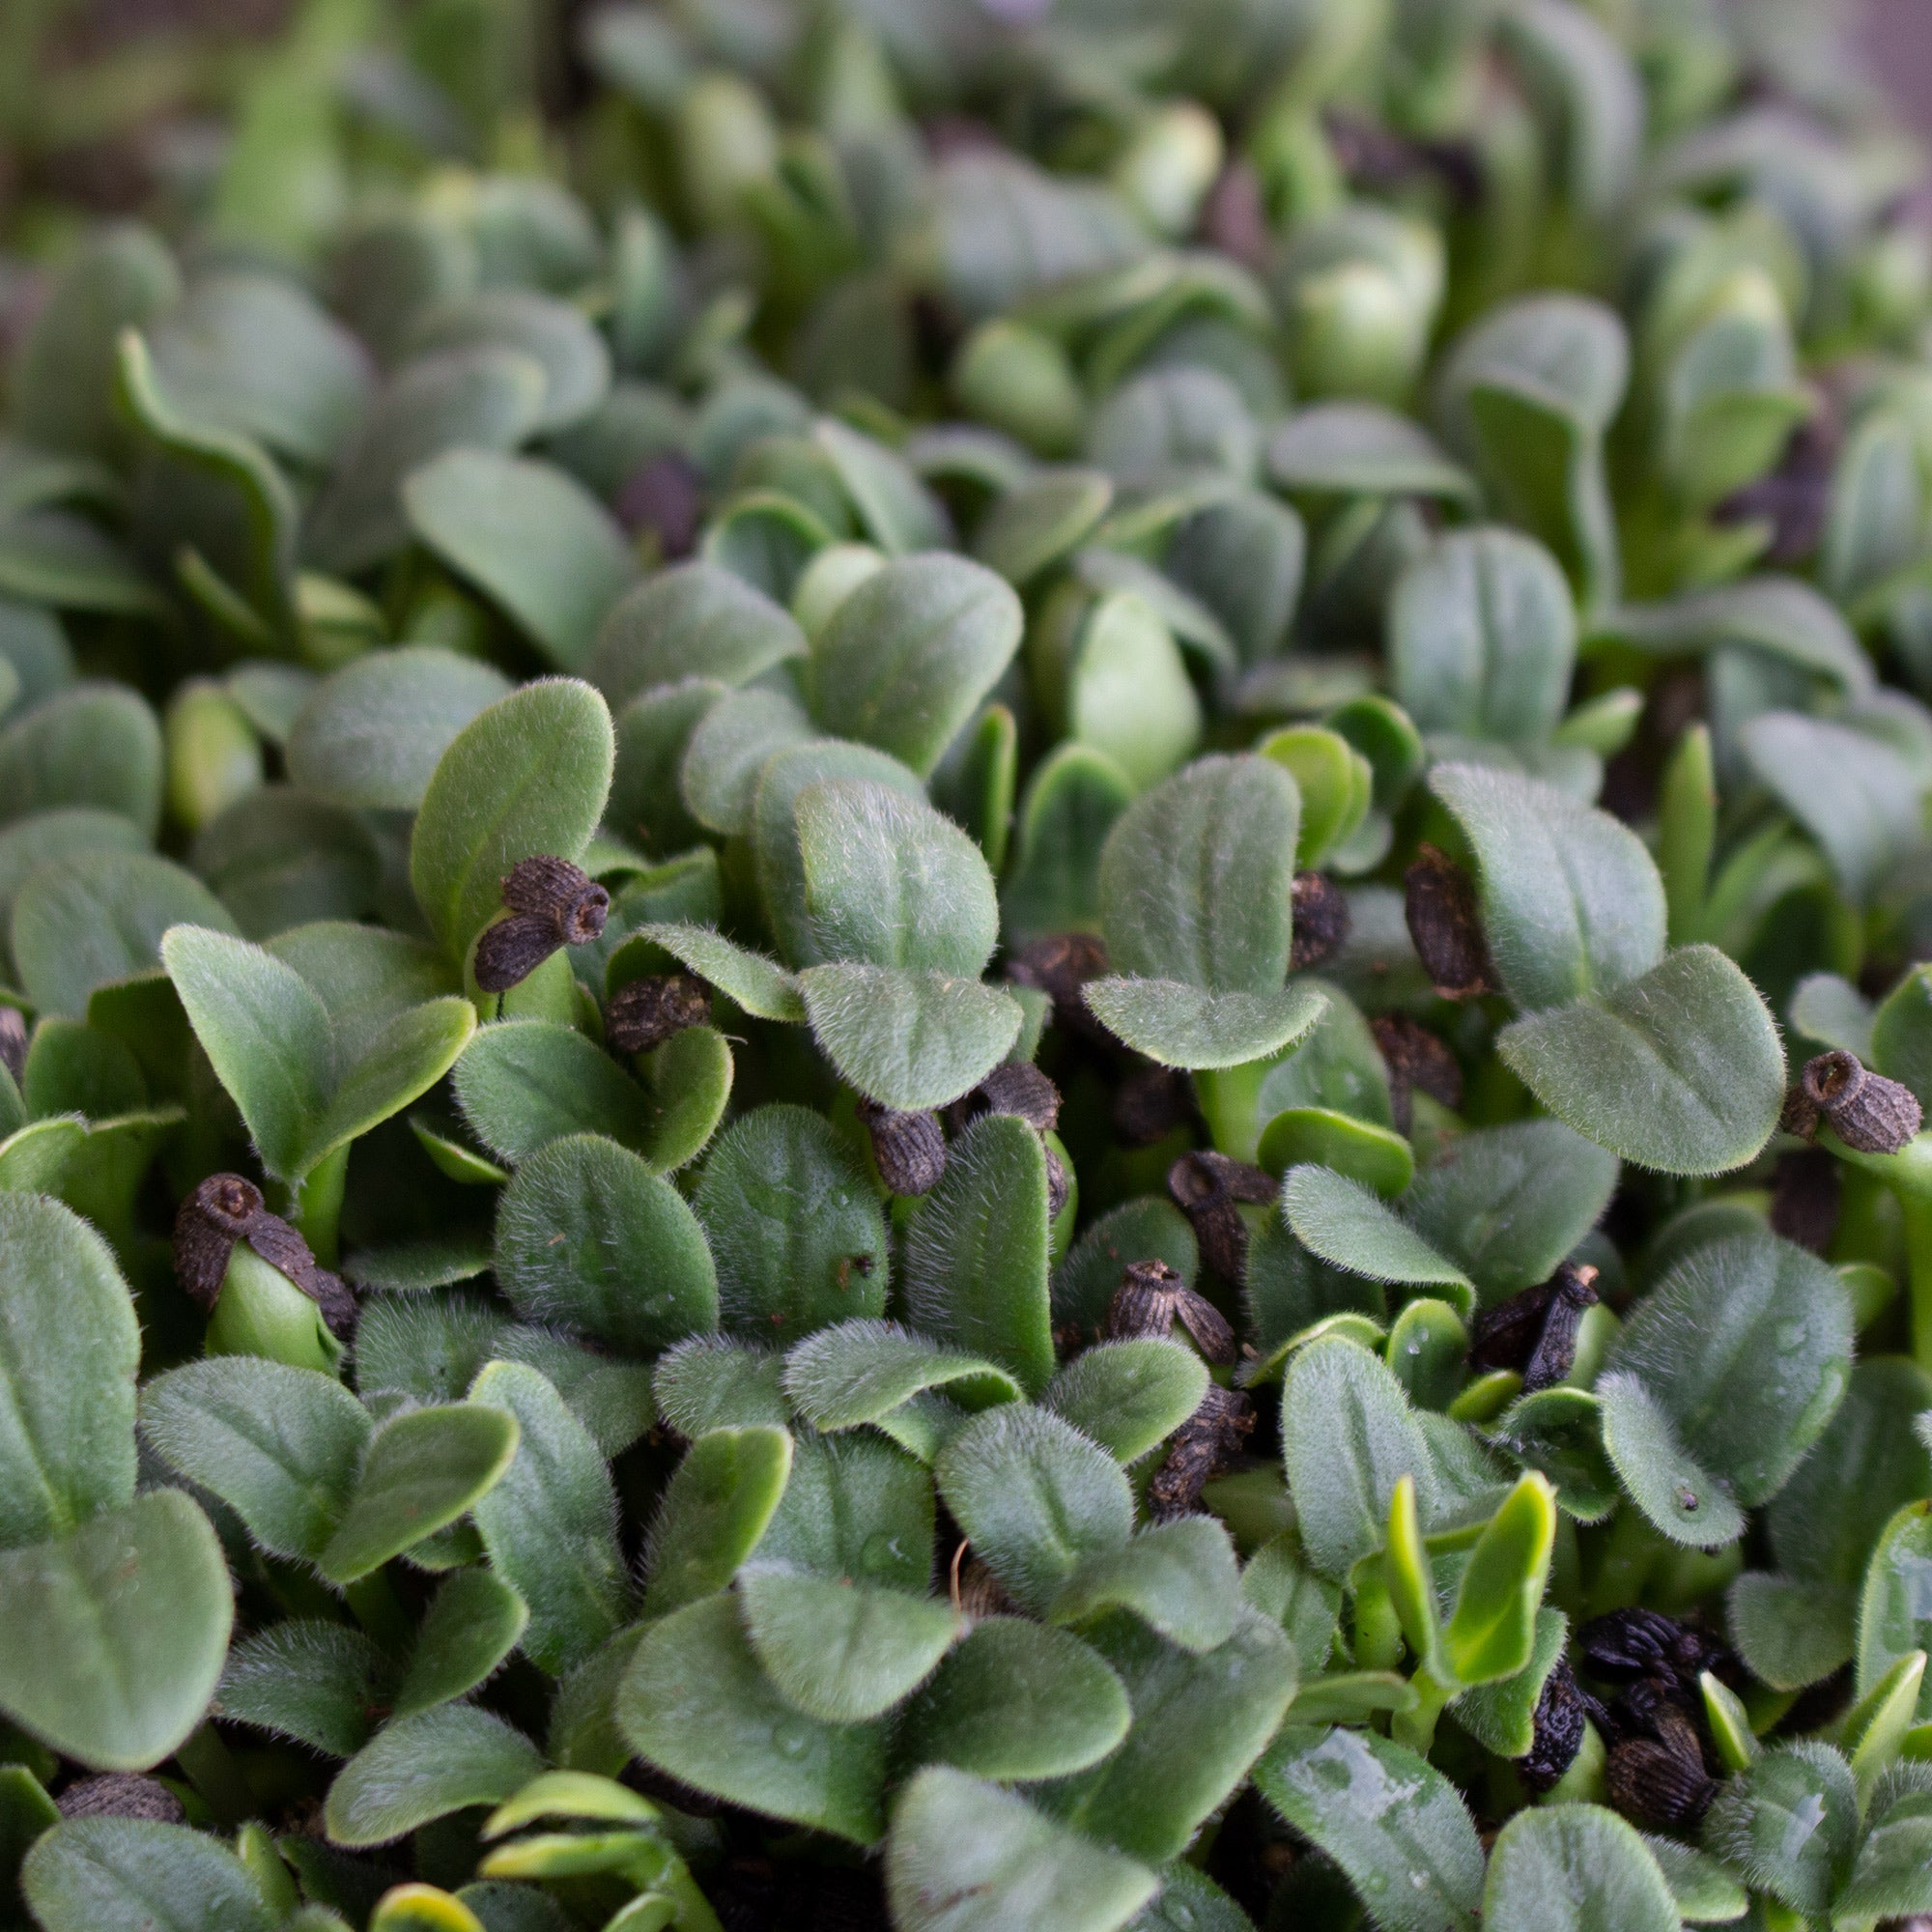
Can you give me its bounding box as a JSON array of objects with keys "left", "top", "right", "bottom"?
[
  {"left": 607, "top": 972, "right": 712, "bottom": 1054},
  {"left": 1469, "top": 1262, "right": 1598, "bottom": 1394},
  {"left": 500, "top": 854, "right": 611, "bottom": 944},
  {"left": 1370, "top": 1012, "right": 1463, "bottom": 1133},
  {"left": 1105, "top": 1257, "right": 1237, "bottom": 1363},
  {"left": 856, "top": 1096, "right": 947, "bottom": 1196},
  {"left": 972, "top": 1061, "right": 1061, "bottom": 1134},
  {"left": 1605, "top": 1732, "right": 1715, "bottom": 1832},
  {"left": 57, "top": 1774, "right": 185, "bottom": 1823},
  {"left": 1168, "top": 1150, "right": 1275, "bottom": 1286},
  {"left": 1802, "top": 1049, "right": 1922, "bottom": 1154},
  {"left": 1404, "top": 844, "right": 1495, "bottom": 1000},
  {"left": 1007, "top": 931, "right": 1110, "bottom": 1043},
  {"left": 1289, "top": 870, "right": 1350, "bottom": 971},
  {"left": 472, "top": 911, "right": 566, "bottom": 993},
  {"left": 1520, "top": 1658, "right": 1589, "bottom": 1793},
  {"left": 1148, "top": 1382, "right": 1254, "bottom": 1520},
  {"left": 172, "top": 1171, "right": 356, "bottom": 1339},
  {"left": 1113, "top": 1062, "right": 1193, "bottom": 1146},
  {"left": 1769, "top": 1146, "right": 1842, "bottom": 1253}
]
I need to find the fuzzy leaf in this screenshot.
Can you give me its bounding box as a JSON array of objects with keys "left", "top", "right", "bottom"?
[
  {"left": 641, "top": 1426, "right": 792, "bottom": 1618},
  {"left": 1041, "top": 1341, "right": 1208, "bottom": 1465},
  {"left": 799, "top": 963, "right": 1022, "bottom": 1112},
  {"left": 1482, "top": 1805, "right": 1679, "bottom": 1932},
  {"left": 326, "top": 1707, "right": 545, "bottom": 1849},
  {"left": 1049, "top": 1517, "right": 1243, "bottom": 1654},
  {"left": 22, "top": 1818, "right": 270, "bottom": 1932},
  {"left": 738, "top": 1567, "right": 959, "bottom": 1721}
]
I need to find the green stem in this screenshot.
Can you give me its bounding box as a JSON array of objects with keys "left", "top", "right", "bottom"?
[
  {"left": 1903, "top": 1194, "right": 1932, "bottom": 1377},
  {"left": 284, "top": 1141, "right": 350, "bottom": 1266},
  {"left": 174, "top": 1722, "right": 253, "bottom": 1828},
  {"left": 1583, "top": 1506, "right": 1661, "bottom": 1618},
  {"left": 1390, "top": 1668, "right": 1455, "bottom": 1756},
  {"left": 1352, "top": 1575, "right": 1404, "bottom": 1674}
]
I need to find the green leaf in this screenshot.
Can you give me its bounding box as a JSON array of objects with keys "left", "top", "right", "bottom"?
[
  {"left": 589, "top": 561, "right": 806, "bottom": 711},
  {"left": 1281, "top": 1337, "right": 1435, "bottom": 1577},
  {"left": 885, "top": 1767, "right": 1156, "bottom": 1932},
  {"left": 308, "top": 997, "right": 477, "bottom": 1176},
  {"left": 1042, "top": 1341, "right": 1208, "bottom": 1465},
  {"left": 798, "top": 780, "right": 997, "bottom": 976},
  {"left": 1065, "top": 591, "right": 1203, "bottom": 792},
  {"left": 1835, "top": 1765, "right": 1932, "bottom": 1918},
  {"left": 1432, "top": 763, "right": 1662, "bottom": 1011},
  {"left": 1042, "top": 1608, "right": 1297, "bottom": 1862},
  {"left": 304, "top": 349, "right": 548, "bottom": 575},
  {"left": 0, "top": 1491, "right": 232, "bottom": 1771},
  {"left": 287, "top": 648, "right": 513, "bottom": 813},
  {"left": 1254, "top": 1725, "right": 1483, "bottom": 1932},
  {"left": 455, "top": 1020, "right": 657, "bottom": 1163},
  {"left": 1050, "top": 1517, "right": 1242, "bottom": 1653},
  {"left": 326, "top": 1707, "right": 545, "bottom": 1848},
  {"left": 1858, "top": 1502, "right": 1932, "bottom": 1718},
  {"left": 814, "top": 418, "right": 951, "bottom": 556},
  {"left": 1487, "top": 1388, "right": 1619, "bottom": 1523},
  {"left": 809, "top": 555, "right": 1022, "bottom": 779},
  {"left": 22, "top": 1817, "right": 270, "bottom": 1932},
  {"left": 653, "top": 1340, "right": 789, "bottom": 1436},
  {"left": 935, "top": 1406, "right": 1132, "bottom": 1614},
  {"left": 396, "top": 1569, "right": 528, "bottom": 1717},
  {"left": 1601, "top": 1227, "right": 1850, "bottom": 1541},
  {"left": 1871, "top": 962, "right": 1932, "bottom": 1103},
  {"left": 1401, "top": 1121, "right": 1618, "bottom": 1302},
  {"left": 1391, "top": 530, "right": 1577, "bottom": 745},
  {"left": 1598, "top": 1375, "right": 1745, "bottom": 1549},
  {"left": 897, "top": 1618, "right": 1132, "bottom": 1779},
  {"left": 0, "top": 684, "right": 162, "bottom": 838},
  {"left": 1084, "top": 979, "right": 1329, "bottom": 1071},
  {"left": 1700, "top": 1743, "right": 1858, "bottom": 1918},
  {"left": 410, "top": 679, "right": 614, "bottom": 962},
  {"left": 618, "top": 1591, "right": 886, "bottom": 1845},
  {"left": 404, "top": 452, "right": 636, "bottom": 669},
  {"left": 902, "top": 1114, "right": 1055, "bottom": 1396},
  {"left": 13, "top": 852, "right": 235, "bottom": 1019},
  {"left": 1441, "top": 1474, "right": 1555, "bottom": 1686},
  {"left": 319, "top": 1403, "right": 521, "bottom": 1585},
  {"left": 755, "top": 1431, "right": 934, "bottom": 1592},
  {"left": 639, "top": 923, "right": 805, "bottom": 1022},
  {"left": 739, "top": 1567, "right": 959, "bottom": 1721},
  {"left": 1284, "top": 1166, "right": 1473, "bottom": 1309},
  {"left": 678, "top": 687, "right": 815, "bottom": 840},
  {"left": 1482, "top": 1804, "right": 1678, "bottom": 1932},
  {"left": 140, "top": 1356, "right": 369, "bottom": 1561},
  {"left": 494, "top": 1134, "right": 719, "bottom": 1355},
  {"left": 217, "top": 1619, "right": 388, "bottom": 1756},
  {"left": 1741, "top": 710, "right": 1925, "bottom": 900},
  {"left": 974, "top": 469, "right": 1112, "bottom": 586},
  {"left": 1727, "top": 1571, "right": 1856, "bottom": 1690},
  {"left": 1267, "top": 401, "right": 1475, "bottom": 500},
  {"left": 801, "top": 962, "right": 1022, "bottom": 1114},
  {"left": 407, "top": 289, "right": 609, "bottom": 436},
  {"left": 1098, "top": 754, "right": 1299, "bottom": 994},
  {"left": 698, "top": 1106, "right": 890, "bottom": 1344},
  {"left": 1001, "top": 743, "right": 1134, "bottom": 948},
  {"left": 469, "top": 1362, "right": 629, "bottom": 1677},
  {"left": 1496, "top": 946, "right": 1784, "bottom": 1175},
  {"left": 781, "top": 1319, "right": 1018, "bottom": 1432},
  {"left": 641, "top": 1426, "right": 792, "bottom": 1618},
  {"left": 1455, "top": 1607, "right": 1568, "bottom": 1758},
  {"left": 0, "top": 1192, "right": 137, "bottom": 1548}
]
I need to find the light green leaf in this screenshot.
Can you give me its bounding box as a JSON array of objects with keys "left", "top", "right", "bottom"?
[
  {"left": 22, "top": 1817, "right": 270, "bottom": 1932},
  {"left": 1281, "top": 1337, "right": 1434, "bottom": 1577},
  {"left": 494, "top": 1134, "right": 719, "bottom": 1355},
  {"left": 1041, "top": 1340, "right": 1207, "bottom": 1465},
  {"left": 410, "top": 678, "right": 614, "bottom": 962},
  {"left": 1050, "top": 1517, "right": 1242, "bottom": 1653},
  {"left": 403, "top": 451, "right": 637, "bottom": 670},
  {"left": 638, "top": 923, "right": 804, "bottom": 1022},
  {"left": 1253, "top": 1725, "right": 1482, "bottom": 1932},
  {"left": 897, "top": 1618, "right": 1132, "bottom": 1780},
  {"left": 1482, "top": 1804, "right": 1678, "bottom": 1932},
  {"left": 935, "top": 1406, "right": 1132, "bottom": 1614},
  {"left": 1083, "top": 979, "right": 1328, "bottom": 1071},
  {"left": 1700, "top": 1743, "right": 1858, "bottom": 1918},
  {"left": 797, "top": 780, "right": 998, "bottom": 976},
  {"left": 469, "top": 1362, "right": 629, "bottom": 1677},
  {"left": 902, "top": 1114, "right": 1055, "bottom": 1396},
  {"left": 0, "top": 1491, "right": 233, "bottom": 1772},
  {"left": 0, "top": 1192, "right": 138, "bottom": 1549},
  {"left": 618, "top": 1591, "right": 886, "bottom": 1845},
  {"left": 885, "top": 1767, "right": 1156, "bottom": 1932},
  {"left": 140, "top": 1356, "right": 369, "bottom": 1561},
  {"left": 1284, "top": 1166, "right": 1473, "bottom": 1307},
  {"left": 800, "top": 963, "right": 1021, "bottom": 1113},
  {"left": 641, "top": 1426, "right": 792, "bottom": 1618},
  {"left": 455, "top": 1020, "right": 657, "bottom": 1163},
  {"left": 739, "top": 1567, "right": 958, "bottom": 1721},
  {"left": 809, "top": 555, "right": 1022, "bottom": 780},
  {"left": 589, "top": 560, "right": 806, "bottom": 711},
  {"left": 1441, "top": 1474, "right": 1555, "bottom": 1687},
  {"left": 319, "top": 1403, "right": 521, "bottom": 1585},
  {"left": 326, "top": 1706, "right": 545, "bottom": 1848},
  {"left": 1496, "top": 946, "right": 1783, "bottom": 1175}
]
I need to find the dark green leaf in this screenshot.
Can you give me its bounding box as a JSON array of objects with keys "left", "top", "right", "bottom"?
[
  {"left": 22, "top": 1817, "right": 270, "bottom": 1932},
  {"left": 641, "top": 1426, "right": 792, "bottom": 1617},
  {"left": 326, "top": 1706, "right": 545, "bottom": 1848},
  {"left": 1482, "top": 1804, "right": 1678, "bottom": 1932}
]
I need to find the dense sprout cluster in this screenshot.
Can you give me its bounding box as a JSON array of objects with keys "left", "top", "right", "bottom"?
[{"left": 10, "top": 0, "right": 1932, "bottom": 1927}]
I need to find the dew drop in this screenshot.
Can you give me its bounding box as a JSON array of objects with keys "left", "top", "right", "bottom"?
[{"left": 773, "top": 1718, "right": 813, "bottom": 1758}]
